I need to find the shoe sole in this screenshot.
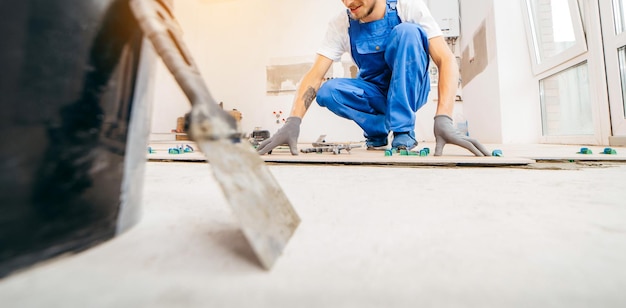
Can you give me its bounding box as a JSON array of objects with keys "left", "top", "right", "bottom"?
[
  {"left": 393, "top": 143, "right": 418, "bottom": 151},
  {"left": 367, "top": 146, "right": 389, "bottom": 151}
]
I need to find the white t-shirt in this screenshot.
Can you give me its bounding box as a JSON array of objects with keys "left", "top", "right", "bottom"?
[{"left": 317, "top": 0, "right": 443, "bottom": 61}]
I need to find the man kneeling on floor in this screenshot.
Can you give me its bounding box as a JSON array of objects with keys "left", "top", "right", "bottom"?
[{"left": 257, "top": 0, "right": 490, "bottom": 156}]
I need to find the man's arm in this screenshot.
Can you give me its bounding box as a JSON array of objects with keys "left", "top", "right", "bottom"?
[
  {"left": 257, "top": 54, "right": 333, "bottom": 155},
  {"left": 428, "top": 36, "right": 491, "bottom": 157},
  {"left": 428, "top": 36, "right": 458, "bottom": 117},
  {"left": 289, "top": 54, "right": 334, "bottom": 118}
]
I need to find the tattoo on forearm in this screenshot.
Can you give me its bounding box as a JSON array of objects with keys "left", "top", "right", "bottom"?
[{"left": 303, "top": 87, "right": 317, "bottom": 110}]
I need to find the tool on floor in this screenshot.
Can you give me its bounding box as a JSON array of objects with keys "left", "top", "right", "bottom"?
[
  {"left": 299, "top": 134, "right": 362, "bottom": 155},
  {"left": 492, "top": 149, "right": 503, "bottom": 157},
  {"left": 250, "top": 129, "right": 271, "bottom": 148},
  {"left": 167, "top": 145, "right": 193, "bottom": 154},
  {"left": 578, "top": 147, "right": 593, "bottom": 155},
  {"left": 130, "top": 0, "right": 300, "bottom": 270}
]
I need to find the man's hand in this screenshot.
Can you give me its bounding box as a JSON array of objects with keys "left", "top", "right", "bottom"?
[
  {"left": 257, "top": 117, "right": 301, "bottom": 155},
  {"left": 434, "top": 115, "right": 490, "bottom": 157}
]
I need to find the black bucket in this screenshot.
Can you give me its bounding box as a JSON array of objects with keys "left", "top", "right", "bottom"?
[{"left": 0, "top": 0, "right": 152, "bottom": 277}]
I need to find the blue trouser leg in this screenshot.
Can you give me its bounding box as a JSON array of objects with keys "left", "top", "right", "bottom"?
[
  {"left": 317, "top": 24, "right": 431, "bottom": 139},
  {"left": 317, "top": 78, "right": 388, "bottom": 140},
  {"left": 384, "top": 23, "right": 431, "bottom": 133}
]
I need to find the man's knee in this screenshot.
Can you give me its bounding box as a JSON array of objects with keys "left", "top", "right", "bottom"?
[
  {"left": 391, "top": 22, "right": 428, "bottom": 46},
  {"left": 316, "top": 79, "right": 342, "bottom": 107},
  {"left": 391, "top": 23, "right": 423, "bottom": 37},
  {"left": 387, "top": 23, "right": 429, "bottom": 59}
]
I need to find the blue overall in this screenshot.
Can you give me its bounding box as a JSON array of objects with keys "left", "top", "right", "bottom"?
[{"left": 316, "top": 0, "right": 431, "bottom": 142}]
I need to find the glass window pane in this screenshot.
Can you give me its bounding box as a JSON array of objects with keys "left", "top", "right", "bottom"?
[
  {"left": 614, "top": 0, "right": 626, "bottom": 34},
  {"left": 540, "top": 63, "right": 594, "bottom": 136},
  {"left": 528, "top": 0, "right": 578, "bottom": 64},
  {"left": 619, "top": 46, "right": 626, "bottom": 118}
]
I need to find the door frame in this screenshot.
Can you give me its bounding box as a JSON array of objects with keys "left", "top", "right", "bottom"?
[{"left": 600, "top": 0, "right": 626, "bottom": 145}]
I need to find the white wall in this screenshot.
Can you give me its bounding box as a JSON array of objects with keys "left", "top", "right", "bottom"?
[
  {"left": 459, "top": 0, "right": 501, "bottom": 143},
  {"left": 460, "top": 0, "right": 541, "bottom": 144},
  {"left": 492, "top": 1, "right": 541, "bottom": 143}
]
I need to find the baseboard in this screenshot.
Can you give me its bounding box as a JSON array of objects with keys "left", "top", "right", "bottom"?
[{"left": 609, "top": 136, "right": 626, "bottom": 147}]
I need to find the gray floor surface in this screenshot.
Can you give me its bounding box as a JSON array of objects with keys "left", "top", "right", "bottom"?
[{"left": 1, "top": 159, "right": 626, "bottom": 307}]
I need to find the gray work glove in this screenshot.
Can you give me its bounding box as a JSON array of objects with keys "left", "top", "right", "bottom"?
[
  {"left": 257, "top": 117, "right": 301, "bottom": 155},
  {"left": 433, "top": 115, "right": 490, "bottom": 156}
]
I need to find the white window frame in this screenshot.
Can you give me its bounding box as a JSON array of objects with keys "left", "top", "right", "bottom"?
[
  {"left": 520, "top": 0, "right": 612, "bottom": 145},
  {"left": 521, "top": 0, "right": 588, "bottom": 75},
  {"left": 601, "top": 0, "right": 626, "bottom": 140}
]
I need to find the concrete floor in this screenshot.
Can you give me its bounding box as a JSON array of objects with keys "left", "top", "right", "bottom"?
[{"left": 1, "top": 148, "right": 626, "bottom": 307}]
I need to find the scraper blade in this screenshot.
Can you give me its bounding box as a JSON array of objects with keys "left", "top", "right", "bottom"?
[{"left": 198, "top": 140, "right": 300, "bottom": 269}]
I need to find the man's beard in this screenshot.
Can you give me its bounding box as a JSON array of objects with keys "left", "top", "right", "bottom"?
[{"left": 349, "top": 3, "right": 376, "bottom": 21}]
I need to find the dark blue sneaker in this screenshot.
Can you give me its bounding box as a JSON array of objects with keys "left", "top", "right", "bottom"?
[
  {"left": 366, "top": 136, "right": 388, "bottom": 151},
  {"left": 392, "top": 131, "right": 417, "bottom": 151}
]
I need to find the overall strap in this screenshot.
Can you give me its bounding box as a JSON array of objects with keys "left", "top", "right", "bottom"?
[{"left": 386, "top": 0, "right": 401, "bottom": 26}]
